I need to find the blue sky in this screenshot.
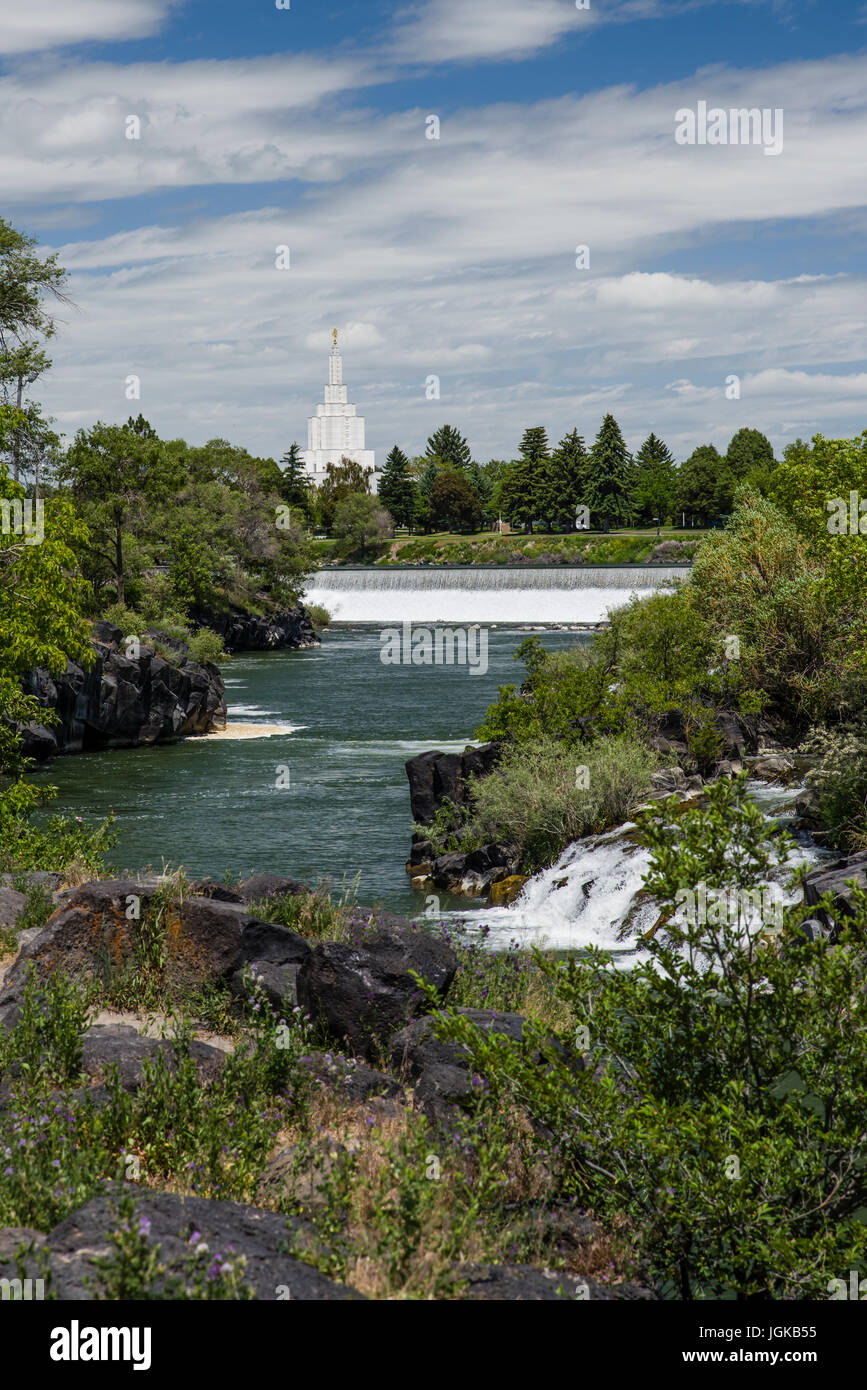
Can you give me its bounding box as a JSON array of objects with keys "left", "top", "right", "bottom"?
[{"left": 3, "top": 0, "right": 867, "bottom": 463}]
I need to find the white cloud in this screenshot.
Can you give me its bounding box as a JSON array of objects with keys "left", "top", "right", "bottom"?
[
  {"left": 391, "top": 0, "right": 592, "bottom": 64},
  {"left": 4, "top": 45, "right": 864, "bottom": 462},
  {"left": 0, "top": 0, "right": 180, "bottom": 55}
]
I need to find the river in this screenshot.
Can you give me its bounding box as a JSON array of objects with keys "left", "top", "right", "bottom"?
[{"left": 35, "top": 626, "right": 582, "bottom": 917}]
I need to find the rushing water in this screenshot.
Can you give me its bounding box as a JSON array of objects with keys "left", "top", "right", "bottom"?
[{"left": 304, "top": 564, "right": 688, "bottom": 624}]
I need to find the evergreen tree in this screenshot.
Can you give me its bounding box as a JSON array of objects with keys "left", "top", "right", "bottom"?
[
  {"left": 467, "top": 460, "right": 495, "bottom": 526},
  {"left": 414, "top": 458, "right": 439, "bottom": 533},
  {"left": 279, "top": 441, "right": 310, "bottom": 509},
  {"left": 540, "top": 428, "right": 588, "bottom": 531},
  {"left": 378, "top": 445, "right": 416, "bottom": 529},
  {"left": 425, "top": 424, "right": 471, "bottom": 471},
  {"left": 631, "top": 432, "right": 677, "bottom": 526},
  {"left": 501, "top": 427, "right": 549, "bottom": 532},
  {"left": 587, "top": 414, "right": 632, "bottom": 532}
]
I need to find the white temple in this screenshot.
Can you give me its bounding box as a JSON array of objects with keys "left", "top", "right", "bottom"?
[{"left": 301, "top": 331, "right": 377, "bottom": 493}]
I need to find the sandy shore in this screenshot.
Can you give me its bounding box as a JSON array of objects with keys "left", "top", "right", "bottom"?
[{"left": 198, "top": 722, "right": 296, "bottom": 740}]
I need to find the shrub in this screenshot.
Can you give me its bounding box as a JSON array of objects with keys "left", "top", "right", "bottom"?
[
  {"left": 307, "top": 604, "right": 332, "bottom": 629},
  {"left": 802, "top": 726, "right": 867, "bottom": 850},
  {"left": 428, "top": 777, "right": 867, "bottom": 1298},
  {"left": 467, "top": 734, "right": 662, "bottom": 872}
]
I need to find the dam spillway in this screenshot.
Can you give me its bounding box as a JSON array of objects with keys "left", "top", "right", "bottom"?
[{"left": 303, "top": 564, "right": 690, "bottom": 625}]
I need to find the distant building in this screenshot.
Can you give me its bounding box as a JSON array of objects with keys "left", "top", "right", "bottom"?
[{"left": 301, "top": 331, "right": 377, "bottom": 493}]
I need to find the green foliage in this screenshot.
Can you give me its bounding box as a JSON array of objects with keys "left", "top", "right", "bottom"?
[
  {"left": 0, "top": 965, "right": 94, "bottom": 1086},
  {"left": 424, "top": 424, "right": 472, "bottom": 471},
  {"left": 689, "top": 489, "right": 862, "bottom": 729},
  {"left": 429, "top": 468, "right": 482, "bottom": 533},
  {"left": 307, "top": 604, "right": 331, "bottom": 629},
  {"left": 802, "top": 726, "right": 867, "bottom": 851},
  {"left": 631, "top": 432, "right": 676, "bottom": 525},
  {"left": 249, "top": 886, "right": 353, "bottom": 941},
  {"left": 678, "top": 443, "right": 732, "bottom": 524},
  {"left": 316, "top": 456, "right": 373, "bottom": 533},
  {"left": 467, "top": 734, "right": 661, "bottom": 872},
  {"left": 429, "top": 777, "right": 867, "bottom": 1298},
  {"left": 0, "top": 783, "right": 116, "bottom": 875},
  {"left": 587, "top": 414, "right": 632, "bottom": 531},
  {"left": 332, "top": 493, "right": 392, "bottom": 557},
  {"left": 378, "top": 445, "right": 416, "bottom": 529}
]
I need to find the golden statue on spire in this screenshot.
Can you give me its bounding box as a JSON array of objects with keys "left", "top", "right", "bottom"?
[{"left": 332, "top": 328, "right": 338, "bottom": 347}]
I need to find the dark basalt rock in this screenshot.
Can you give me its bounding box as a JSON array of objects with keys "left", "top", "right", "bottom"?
[
  {"left": 18, "top": 627, "right": 226, "bottom": 762},
  {"left": 4, "top": 1189, "right": 364, "bottom": 1300},
  {"left": 0, "top": 888, "right": 27, "bottom": 928},
  {"left": 405, "top": 742, "right": 502, "bottom": 826},
  {"left": 237, "top": 873, "right": 307, "bottom": 903},
  {"left": 803, "top": 851, "right": 867, "bottom": 932},
  {"left": 190, "top": 602, "right": 319, "bottom": 652},
  {"left": 297, "top": 928, "right": 458, "bottom": 1061},
  {"left": 80, "top": 1025, "right": 228, "bottom": 1092},
  {"left": 0, "top": 879, "right": 310, "bottom": 1029},
  {"left": 297, "top": 1051, "right": 403, "bottom": 1103},
  {"left": 427, "top": 840, "right": 522, "bottom": 897}
]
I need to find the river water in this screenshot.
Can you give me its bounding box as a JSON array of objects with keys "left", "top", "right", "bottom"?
[
  {"left": 35, "top": 627, "right": 581, "bottom": 918},
  {"left": 35, "top": 619, "right": 819, "bottom": 957}
]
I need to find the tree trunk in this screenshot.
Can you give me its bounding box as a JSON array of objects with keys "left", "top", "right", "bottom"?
[
  {"left": 115, "top": 516, "right": 124, "bottom": 606},
  {"left": 12, "top": 374, "right": 22, "bottom": 484}
]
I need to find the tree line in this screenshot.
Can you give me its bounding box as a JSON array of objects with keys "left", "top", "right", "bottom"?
[{"left": 283, "top": 417, "right": 781, "bottom": 540}]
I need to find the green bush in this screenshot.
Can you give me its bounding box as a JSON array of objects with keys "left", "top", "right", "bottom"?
[
  {"left": 466, "top": 733, "right": 661, "bottom": 873},
  {"left": 802, "top": 726, "right": 867, "bottom": 850},
  {"left": 429, "top": 776, "right": 867, "bottom": 1298},
  {"left": 307, "top": 604, "right": 332, "bottom": 629}
]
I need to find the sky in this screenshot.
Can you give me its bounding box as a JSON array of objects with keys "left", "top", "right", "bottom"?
[{"left": 3, "top": 0, "right": 867, "bottom": 465}]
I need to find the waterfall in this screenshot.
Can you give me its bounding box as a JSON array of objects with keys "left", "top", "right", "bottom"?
[
  {"left": 304, "top": 565, "right": 689, "bottom": 624},
  {"left": 443, "top": 782, "right": 825, "bottom": 963}
]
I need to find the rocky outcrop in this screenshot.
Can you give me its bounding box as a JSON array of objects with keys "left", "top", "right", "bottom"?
[
  {"left": 0, "top": 879, "right": 311, "bottom": 1029},
  {"left": 1, "top": 1189, "right": 364, "bottom": 1300},
  {"left": 190, "top": 602, "right": 319, "bottom": 652},
  {"left": 406, "top": 742, "right": 502, "bottom": 826},
  {"left": 18, "top": 623, "right": 226, "bottom": 762}
]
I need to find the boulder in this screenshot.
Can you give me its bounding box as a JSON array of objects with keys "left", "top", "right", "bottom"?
[
  {"left": 297, "top": 1051, "right": 403, "bottom": 1103},
  {"left": 0, "top": 880, "right": 310, "bottom": 1028},
  {"left": 80, "top": 1025, "right": 228, "bottom": 1092},
  {"left": 752, "top": 755, "right": 795, "bottom": 783},
  {"left": 389, "top": 1010, "right": 529, "bottom": 1081},
  {"left": 429, "top": 841, "right": 522, "bottom": 897},
  {"left": 297, "top": 928, "right": 457, "bottom": 1060},
  {"left": 237, "top": 874, "right": 307, "bottom": 904},
  {"left": 0, "top": 888, "right": 27, "bottom": 929},
  {"left": 489, "top": 875, "right": 528, "bottom": 906},
  {"left": 803, "top": 852, "right": 867, "bottom": 930},
  {"left": 6, "top": 1190, "right": 364, "bottom": 1300}
]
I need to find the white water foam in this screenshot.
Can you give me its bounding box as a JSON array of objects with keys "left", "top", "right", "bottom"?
[{"left": 446, "top": 783, "right": 824, "bottom": 961}]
